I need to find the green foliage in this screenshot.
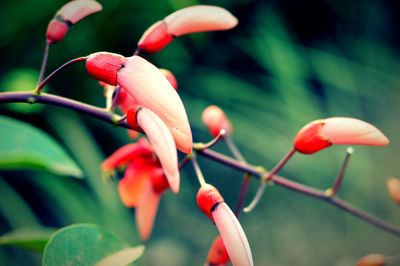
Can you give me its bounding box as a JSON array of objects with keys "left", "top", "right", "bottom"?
[
  {"left": 0, "top": 226, "right": 56, "bottom": 252},
  {"left": 42, "top": 224, "right": 144, "bottom": 266},
  {"left": 0, "top": 115, "right": 83, "bottom": 178}
]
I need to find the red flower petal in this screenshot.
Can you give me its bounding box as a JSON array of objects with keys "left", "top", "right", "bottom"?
[
  {"left": 196, "top": 183, "right": 224, "bottom": 221},
  {"left": 206, "top": 235, "right": 230, "bottom": 265},
  {"left": 137, "top": 21, "right": 173, "bottom": 54}
]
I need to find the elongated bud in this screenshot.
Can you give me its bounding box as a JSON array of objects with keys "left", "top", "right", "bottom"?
[
  {"left": 294, "top": 117, "right": 389, "bottom": 154},
  {"left": 137, "top": 5, "right": 237, "bottom": 53},
  {"left": 86, "top": 52, "right": 125, "bottom": 86},
  {"left": 197, "top": 184, "right": 224, "bottom": 221},
  {"left": 202, "top": 105, "right": 232, "bottom": 137},
  {"left": 357, "top": 254, "right": 385, "bottom": 266},
  {"left": 46, "top": 0, "right": 102, "bottom": 43},
  {"left": 137, "top": 21, "right": 174, "bottom": 54},
  {"left": 164, "top": 5, "right": 238, "bottom": 37},
  {"left": 159, "top": 68, "right": 178, "bottom": 90},
  {"left": 206, "top": 236, "right": 230, "bottom": 265},
  {"left": 387, "top": 177, "right": 400, "bottom": 204}
]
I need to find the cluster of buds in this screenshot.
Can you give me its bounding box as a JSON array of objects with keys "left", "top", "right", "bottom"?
[{"left": 38, "top": 1, "right": 397, "bottom": 265}]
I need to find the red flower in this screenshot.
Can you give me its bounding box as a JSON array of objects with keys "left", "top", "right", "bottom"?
[{"left": 102, "top": 138, "right": 173, "bottom": 240}]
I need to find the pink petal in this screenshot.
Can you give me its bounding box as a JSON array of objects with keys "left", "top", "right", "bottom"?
[
  {"left": 136, "top": 107, "right": 180, "bottom": 193},
  {"left": 56, "top": 0, "right": 102, "bottom": 24},
  {"left": 164, "top": 5, "right": 238, "bottom": 37},
  {"left": 118, "top": 55, "right": 192, "bottom": 154},
  {"left": 136, "top": 180, "right": 161, "bottom": 241},
  {"left": 212, "top": 203, "right": 253, "bottom": 266},
  {"left": 322, "top": 117, "right": 389, "bottom": 146}
]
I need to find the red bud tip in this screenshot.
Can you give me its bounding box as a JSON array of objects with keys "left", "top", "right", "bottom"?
[
  {"left": 294, "top": 120, "right": 332, "bottom": 154},
  {"left": 357, "top": 254, "right": 385, "bottom": 266},
  {"left": 137, "top": 21, "right": 174, "bottom": 54},
  {"left": 207, "top": 236, "right": 230, "bottom": 265},
  {"left": 86, "top": 52, "right": 125, "bottom": 86},
  {"left": 387, "top": 177, "right": 400, "bottom": 204},
  {"left": 46, "top": 19, "right": 70, "bottom": 43},
  {"left": 159, "top": 68, "right": 178, "bottom": 90},
  {"left": 151, "top": 169, "right": 170, "bottom": 194},
  {"left": 126, "top": 106, "right": 141, "bottom": 131},
  {"left": 202, "top": 105, "right": 233, "bottom": 137},
  {"left": 197, "top": 183, "right": 224, "bottom": 221}
]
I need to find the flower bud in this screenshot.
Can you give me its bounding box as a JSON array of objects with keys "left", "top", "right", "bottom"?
[
  {"left": 387, "top": 177, "right": 400, "bottom": 204},
  {"left": 46, "top": 18, "right": 70, "bottom": 43},
  {"left": 357, "top": 254, "right": 385, "bottom": 266},
  {"left": 202, "top": 105, "right": 232, "bottom": 137},
  {"left": 86, "top": 52, "right": 126, "bottom": 85},
  {"left": 207, "top": 236, "right": 230, "bottom": 265},
  {"left": 294, "top": 120, "right": 331, "bottom": 154},
  {"left": 137, "top": 21, "right": 174, "bottom": 54},
  {"left": 197, "top": 183, "right": 224, "bottom": 221}
]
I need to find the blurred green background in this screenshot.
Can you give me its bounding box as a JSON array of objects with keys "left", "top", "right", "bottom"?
[{"left": 1, "top": 0, "right": 400, "bottom": 265}]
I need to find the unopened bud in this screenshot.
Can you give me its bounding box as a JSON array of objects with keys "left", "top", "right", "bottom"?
[
  {"left": 137, "top": 21, "right": 174, "bottom": 54},
  {"left": 387, "top": 177, "right": 400, "bottom": 204},
  {"left": 197, "top": 183, "right": 224, "bottom": 221},
  {"left": 202, "top": 105, "right": 232, "bottom": 137},
  {"left": 357, "top": 254, "right": 385, "bottom": 266},
  {"left": 86, "top": 52, "right": 125, "bottom": 85}
]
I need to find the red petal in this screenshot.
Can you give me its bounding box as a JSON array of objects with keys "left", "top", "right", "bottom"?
[
  {"left": 294, "top": 119, "right": 331, "bottom": 154},
  {"left": 207, "top": 235, "right": 230, "bottom": 265},
  {"left": 135, "top": 180, "right": 162, "bottom": 240}
]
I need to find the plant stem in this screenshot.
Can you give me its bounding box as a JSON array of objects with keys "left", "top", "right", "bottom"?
[
  {"left": 329, "top": 147, "right": 353, "bottom": 196},
  {"left": 35, "top": 57, "right": 87, "bottom": 94},
  {"left": 196, "top": 148, "right": 400, "bottom": 236},
  {"left": 225, "top": 133, "right": 246, "bottom": 162},
  {"left": 38, "top": 40, "right": 51, "bottom": 84},
  {"left": 0, "top": 90, "right": 399, "bottom": 237},
  {"left": 0, "top": 91, "right": 129, "bottom": 128},
  {"left": 194, "top": 129, "right": 226, "bottom": 150},
  {"left": 190, "top": 155, "right": 207, "bottom": 186},
  {"left": 244, "top": 148, "right": 296, "bottom": 212}
]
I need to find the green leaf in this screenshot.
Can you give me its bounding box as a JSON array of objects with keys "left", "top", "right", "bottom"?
[
  {"left": 1, "top": 68, "right": 44, "bottom": 113},
  {"left": 0, "top": 115, "right": 83, "bottom": 177},
  {"left": 43, "top": 224, "right": 144, "bottom": 266},
  {"left": 0, "top": 226, "right": 56, "bottom": 252}
]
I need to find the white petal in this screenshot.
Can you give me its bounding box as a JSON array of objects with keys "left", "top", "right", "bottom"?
[
  {"left": 212, "top": 203, "right": 253, "bottom": 266},
  {"left": 137, "top": 107, "right": 180, "bottom": 193},
  {"left": 118, "top": 55, "right": 192, "bottom": 154},
  {"left": 57, "top": 0, "right": 102, "bottom": 24},
  {"left": 164, "top": 5, "right": 238, "bottom": 37},
  {"left": 322, "top": 117, "right": 389, "bottom": 146}
]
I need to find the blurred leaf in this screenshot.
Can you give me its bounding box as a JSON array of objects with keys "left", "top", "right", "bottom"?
[
  {"left": 0, "top": 177, "right": 39, "bottom": 227},
  {"left": 96, "top": 246, "right": 145, "bottom": 266},
  {"left": 43, "top": 224, "right": 144, "bottom": 266},
  {"left": 1, "top": 68, "right": 43, "bottom": 113},
  {"left": 0, "top": 115, "right": 83, "bottom": 178},
  {"left": 0, "top": 226, "right": 56, "bottom": 252}
]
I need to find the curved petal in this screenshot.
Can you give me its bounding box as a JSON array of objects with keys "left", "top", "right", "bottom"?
[
  {"left": 322, "top": 117, "right": 389, "bottom": 146},
  {"left": 118, "top": 163, "right": 152, "bottom": 207},
  {"left": 135, "top": 180, "right": 162, "bottom": 241},
  {"left": 101, "top": 139, "right": 153, "bottom": 171},
  {"left": 118, "top": 55, "right": 192, "bottom": 153},
  {"left": 56, "top": 0, "right": 102, "bottom": 24},
  {"left": 206, "top": 235, "right": 230, "bottom": 265},
  {"left": 164, "top": 5, "right": 238, "bottom": 37},
  {"left": 137, "top": 21, "right": 174, "bottom": 53},
  {"left": 211, "top": 203, "right": 253, "bottom": 266},
  {"left": 136, "top": 107, "right": 179, "bottom": 193}
]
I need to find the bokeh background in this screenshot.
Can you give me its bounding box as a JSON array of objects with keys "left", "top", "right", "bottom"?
[{"left": 1, "top": 0, "right": 400, "bottom": 265}]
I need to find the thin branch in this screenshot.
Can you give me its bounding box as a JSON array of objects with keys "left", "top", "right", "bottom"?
[
  {"left": 36, "top": 57, "right": 87, "bottom": 94},
  {"left": 194, "top": 129, "right": 226, "bottom": 150},
  {"left": 328, "top": 147, "right": 353, "bottom": 196},
  {"left": 190, "top": 155, "right": 207, "bottom": 186},
  {"left": 0, "top": 91, "right": 129, "bottom": 128},
  {"left": 38, "top": 40, "right": 51, "bottom": 84},
  {"left": 196, "top": 148, "right": 400, "bottom": 236}
]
